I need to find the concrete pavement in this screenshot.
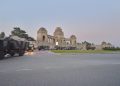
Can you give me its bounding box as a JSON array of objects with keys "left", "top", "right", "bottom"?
[{"left": 0, "top": 51, "right": 120, "bottom": 86}]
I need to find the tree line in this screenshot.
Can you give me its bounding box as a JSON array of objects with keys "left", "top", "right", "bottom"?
[{"left": 103, "top": 47, "right": 120, "bottom": 51}]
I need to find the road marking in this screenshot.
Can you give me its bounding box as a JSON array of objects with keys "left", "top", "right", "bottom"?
[{"left": 15, "top": 68, "right": 33, "bottom": 71}]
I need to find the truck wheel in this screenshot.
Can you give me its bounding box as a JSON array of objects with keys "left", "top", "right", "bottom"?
[
  {"left": 0, "top": 52, "right": 5, "bottom": 60},
  {"left": 19, "top": 51, "right": 24, "bottom": 56},
  {"left": 10, "top": 53, "right": 15, "bottom": 56},
  {"left": 19, "top": 53, "right": 24, "bottom": 56}
]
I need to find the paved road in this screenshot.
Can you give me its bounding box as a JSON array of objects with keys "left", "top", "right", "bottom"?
[{"left": 0, "top": 51, "right": 120, "bottom": 86}]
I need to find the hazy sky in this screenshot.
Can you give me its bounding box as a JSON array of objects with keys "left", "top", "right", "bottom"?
[{"left": 0, "top": 0, "right": 120, "bottom": 46}]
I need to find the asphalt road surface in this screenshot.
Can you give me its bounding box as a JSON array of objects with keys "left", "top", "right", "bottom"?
[{"left": 0, "top": 51, "right": 120, "bottom": 86}]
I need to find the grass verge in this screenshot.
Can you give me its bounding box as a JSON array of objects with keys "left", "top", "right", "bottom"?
[{"left": 50, "top": 50, "right": 120, "bottom": 54}]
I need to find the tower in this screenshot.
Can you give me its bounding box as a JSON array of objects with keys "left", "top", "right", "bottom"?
[
  {"left": 54, "top": 27, "right": 64, "bottom": 46},
  {"left": 70, "top": 35, "right": 77, "bottom": 46},
  {"left": 37, "top": 27, "right": 48, "bottom": 43}
]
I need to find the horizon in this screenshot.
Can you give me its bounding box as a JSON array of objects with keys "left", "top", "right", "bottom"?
[{"left": 0, "top": 0, "right": 120, "bottom": 46}]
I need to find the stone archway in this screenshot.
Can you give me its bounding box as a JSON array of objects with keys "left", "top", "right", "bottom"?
[{"left": 43, "top": 35, "right": 45, "bottom": 42}]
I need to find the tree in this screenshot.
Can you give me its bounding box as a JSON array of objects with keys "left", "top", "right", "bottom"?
[
  {"left": 82, "top": 41, "right": 95, "bottom": 50},
  {"left": 11, "top": 27, "right": 28, "bottom": 39},
  {"left": 0, "top": 32, "right": 5, "bottom": 38},
  {"left": 11, "top": 27, "right": 35, "bottom": 41}
]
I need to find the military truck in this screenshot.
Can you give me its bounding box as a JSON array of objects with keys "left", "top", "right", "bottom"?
[{"left": 0, "top": 36, "right": 29, "bottom": 60}]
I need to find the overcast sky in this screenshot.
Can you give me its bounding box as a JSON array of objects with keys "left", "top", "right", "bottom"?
[{"left": 0, "top": 0, "right": 120, "bottom": 46}]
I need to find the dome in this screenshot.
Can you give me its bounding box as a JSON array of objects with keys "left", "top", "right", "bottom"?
[
  {"left": 101, "top": 41, "right": 107, "bottom": 45},
  {"left": 55, "top": 27, "right": 62, "bottom": 32},
  {"left": 37, "top": 27, "right": 47, "bottom": 33},
  {"left": 70, "top": 35, "right": 76, "bottom": 39},
  {"left": 54, "top": 27, "right": 64, "bottom": 37}
]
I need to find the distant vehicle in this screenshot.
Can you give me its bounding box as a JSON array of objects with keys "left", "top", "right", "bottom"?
[
  {"left": 38, "top": 46, "right": 49, "bottom": 50},
  {"left": 0, "top": 37, "right": 29, "bottom": 60},
  {"left": 54, "top": 46, "right": 76, "bottom": 50},
  {"left": 27, "top": 44, "right": 35, "bottom": 52}
]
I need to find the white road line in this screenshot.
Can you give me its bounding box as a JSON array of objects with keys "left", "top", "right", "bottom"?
[{"left": 15, "top": 68, "right": 33, "bottom": 71}]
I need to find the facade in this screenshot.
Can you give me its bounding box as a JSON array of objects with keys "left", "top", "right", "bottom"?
[
  {"left": 37, "top": 27, "right": 113, "bottom": 50},
  {"left": 37, "top": 27, "right": 77, "bottom": 49}
]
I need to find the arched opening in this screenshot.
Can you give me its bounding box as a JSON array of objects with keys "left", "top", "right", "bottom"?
[
  {"left": 43, "top": 35, "right": 45, "bottom": 42},
  {"left": 53, "top": 39, "right": 55, "bottom": 44},
  {"left": 70, "top": 40, "right": 72, "bottom": 44},
  {"left": 74, "top": 40, "right": 76, "bottom": 44}
]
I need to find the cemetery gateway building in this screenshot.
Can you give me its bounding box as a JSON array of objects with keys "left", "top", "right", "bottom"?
[
  {"left": 37, "top": 27, "right": 113, "bottom": 50},
  {"left": 37, "top": 27, "right": 77, "bottom": 50}
]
